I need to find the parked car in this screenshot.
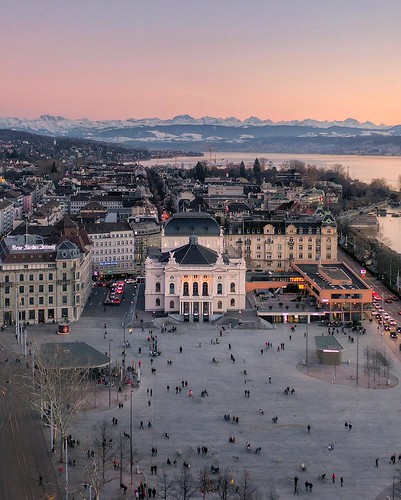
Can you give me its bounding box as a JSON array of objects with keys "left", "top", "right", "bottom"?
[{"left": 390, "top": 331, "right": 398, "bottom": 339}]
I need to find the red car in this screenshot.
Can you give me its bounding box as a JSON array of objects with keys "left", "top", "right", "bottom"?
[{"left": 385, "top": 298, "right": 393, "bottom": 303}]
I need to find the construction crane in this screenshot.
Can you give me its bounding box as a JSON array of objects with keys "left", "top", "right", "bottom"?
[{"left": 208, "top": 147, "right": 217, "bottom": 166}]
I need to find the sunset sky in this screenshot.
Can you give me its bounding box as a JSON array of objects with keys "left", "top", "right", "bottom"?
[{"left": 2, "top": 0, "right": 401, "bottom": 124}]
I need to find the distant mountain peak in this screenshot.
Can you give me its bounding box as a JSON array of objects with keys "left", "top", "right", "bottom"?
[{"left": 2, "top": 114, "right": 391, "bottom": 131}]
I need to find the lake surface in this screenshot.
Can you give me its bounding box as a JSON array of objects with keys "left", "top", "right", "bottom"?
[
  {"left": 141, "top": 152, "right": 401, "bottom": 188},
  {"left": 141, "top": 151, "right": 401, "bottom": 252}
]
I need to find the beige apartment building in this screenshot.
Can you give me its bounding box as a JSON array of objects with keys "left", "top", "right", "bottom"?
[
  {"left": 129, "top": 220, "right": 161, "bottom": 275},
  {"left": 224, "top": 209, "right": 337, "bottom": 271},
  {"left": 0, "top": 218, "right": 92, "bottom": 325}
]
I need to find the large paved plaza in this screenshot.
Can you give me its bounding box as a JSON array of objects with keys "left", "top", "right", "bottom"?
[{"left": 18, "top": 287, "right": 401, "bottom": 499}]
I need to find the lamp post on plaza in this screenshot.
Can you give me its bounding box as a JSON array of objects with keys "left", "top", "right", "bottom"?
[
  {"left": 130, "top": 389, "right": 134, "bottom": 484},
  {"left": 122, "top": 312, "right": 127, "bottom": 375},
  {"left": 23, "top": 322, "right": 27, "bottom": 357},
  {"left": 356, "top": 331, "right": 359, "bottom": 386},
  {"left": 305, "top": 315, "right": 309, "bottom": 371},
  {"left": 108, "top": 339, "right": 114, "bottom": 408}
]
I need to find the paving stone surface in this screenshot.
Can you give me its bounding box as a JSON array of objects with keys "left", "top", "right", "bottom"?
[{"left": 17, "top": 288, "right": 401, "bottom": 499}]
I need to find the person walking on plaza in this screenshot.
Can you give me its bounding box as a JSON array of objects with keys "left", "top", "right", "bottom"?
[
  {"left": 307, "top": 424, "right": 311, "bottom": 434},
  {"left": 332, "top": 473, "right": 336, "bottom": 483},
  {"left": 293, "top": 475, "right": 299, "bottom": 495},
  {"left": 340, "top": 476, "right": 343, "bottom": 487}
]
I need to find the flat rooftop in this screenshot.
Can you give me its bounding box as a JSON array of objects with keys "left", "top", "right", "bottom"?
[{"left": 296, "top": 262, "right": 370, "bottom": 291}]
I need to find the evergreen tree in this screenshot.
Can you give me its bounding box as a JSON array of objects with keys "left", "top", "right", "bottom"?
[
  {"left": 253, "top": 158, "right": 262, "bottom": 184},
  {"left": 193, "top": 161, "right": 207, "bottom": 183},
  {"left": 239, "top": 161, "right": 246, "bottom": 178}
]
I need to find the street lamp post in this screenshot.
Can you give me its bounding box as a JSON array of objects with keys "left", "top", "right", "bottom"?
[
  {"left": 130, "top": 389, "right": 133, "bottom": 484},
  {"left": 65, "top": 437, "right": 69, "bottom": 500},
  {"left": 356, "top": 332, "right": 359, "bottom": 386},
  {"left": 108, "top": 339, "right": 114, "bottom": 408},
  {"left": 23, "top": 323, "right": 27, "bottom": 357},
  {"left": 122, "top": 312, "right": 127, "bottom": 374},
  {"left": 305, "top": 315, "right": 309, "bottom": 371}
]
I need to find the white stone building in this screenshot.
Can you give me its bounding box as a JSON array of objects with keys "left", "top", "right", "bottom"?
[
  {"left": 0, "top": 199, "right": 14, "bottom": 236},
  {"left": 84, "top": 222, "right": 135, "bottom": 277},
  {"left": 145, "top": 234, "right": 246, "bottom": 322}
]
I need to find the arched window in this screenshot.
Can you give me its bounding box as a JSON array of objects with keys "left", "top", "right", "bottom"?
[
  {"left": 230, "top": 298, "right": 235, "bottom": 307},
  {"left": 193, "top": 282, "right": 199, "bottom": 296},
  {"left": 183, "top": 282, "right": 189, "bottom": 296},
  {"left": 217, "top": 283, "right": 223, "bottom": 295},
  {"left": 202, "top": 282, "right": 208, "bottom": 296},
  {"left": 217, "top": 301, "right": 222, "bottom": 309},
  {"left": 230, "top": 282, "right": 236, "bottom": 293},
  {"left": 169, "top": 283, "right": 175, "bottom": 294},
  {"left": 169, "top": 300, "right": 174, "bottom": 309},
  {"left": 156, "top": 298, "right": 160, "bottom": 306},
  {"left": 155, "top": 282, "right": 161, "bottom": 293}
]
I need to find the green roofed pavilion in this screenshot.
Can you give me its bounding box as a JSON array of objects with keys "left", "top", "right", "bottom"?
[
  {"left": 314, "top": 335, "right": 344, "bottom": 365},
  {"left": 40, "top": 342, "right": 110, "bottom": 369}
]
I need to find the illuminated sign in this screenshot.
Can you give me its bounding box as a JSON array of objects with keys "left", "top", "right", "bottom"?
[
  {"left": 11, "top": 244, "right": 56, "bottom": 251},
  {"left": 360, "top": 269, "right": 366, "bottom": 275}
]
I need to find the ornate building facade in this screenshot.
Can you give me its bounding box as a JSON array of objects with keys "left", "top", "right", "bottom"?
[
  {"left": 145, "top": 234, "right": 246, "bottom": 322},
  {"left": 0, "top": 217, "right": 92, "bottom": 325},
  {"left": 224, "top": 209, "right": 337, "bottom": 271}
]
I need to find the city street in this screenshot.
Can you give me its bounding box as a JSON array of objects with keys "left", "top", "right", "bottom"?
[{"left": 0, "top": 340, "right": 61, "bottom": 499}]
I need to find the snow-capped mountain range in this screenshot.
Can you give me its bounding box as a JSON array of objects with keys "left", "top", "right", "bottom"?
[
  {"left": 2, "top": 114, "right": 401, "bottom": 155},
  {"left": 0, "top": 114, "right": 390, "bottom": 137}
]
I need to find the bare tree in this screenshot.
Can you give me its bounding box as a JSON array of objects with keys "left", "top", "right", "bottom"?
[
  {"left": 29, "top": 343, "right": 91, "bottom": 462},
  {"left": 236, "top": 469, "right": 261, "bottom": 500},
  {"left": 215, "top": 469, "right": 236, "bottom": 500},
  {"left": 199, "top": 467, "right": 216, "bottom": 499},
  {"left": 365, "top": 344, "right": 393, "bottom": 386},
  {"left": 83, "top": 420, "right": 129, "bottom": 500},
  {"left": 156, "top": 466, "right": 175, "bottom": 499},
  {"left": 172, "top": 466, "right": 199, "bottom": 500}
]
